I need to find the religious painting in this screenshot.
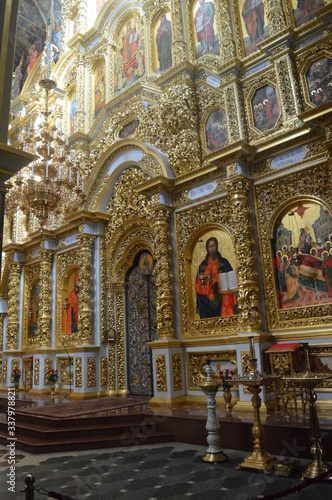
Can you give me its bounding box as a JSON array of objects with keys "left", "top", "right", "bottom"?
[
  {"left": 192, "top": 0, "right": 220, "bottom": 59},
  {"left": 274, "top": 201, "right": 332, "bottom": 310},
  {"left": 62, "top": 269, "right": 80, "bottom": 334},
  {"left": 68, "top": 93, "right": 76, "bottom": 135},
  {"left": 154, "top": 12, "right": 173, "bottom": 75},
  {"left": 191, "top": 231, "right": 238, "bottom": 320},
  {"left": 119, "top": 120, "right": 139, "bottom": 139},
  {"left": 306, "top": 57, "right": 332, "bottom": 106},
  {"left": 49, "top": 0, "right": 62, "bottom": 64},
  {"left": 252, "top": 85, "right": 280, "bottom": 132},
  {"left": 13, "top": 0, "right": 46, "bottom": 98},
  {"left": 239, "top": 0, "right": 270, "bottom": 57},
  {"left": 28, "top": 280, "right": 40, "bottom": 338},
  {"left": 205, "top": 110, "right": 228, "bottom": 152},
  {"left": 93, "top": 61, "right": 106, "bottom": 119},
  {"left": 292, "top": 0, "right": 324, "bottom": 28},
  {"left": 114, "top": 16, "right": 145, "bottom": 95}
]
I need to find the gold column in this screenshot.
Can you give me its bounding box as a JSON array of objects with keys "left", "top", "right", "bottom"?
[
  {"left": 225, "top": 175, "right": 261, "bottom": 332},
  {"left": 107, "top": 281, "right": 116, "bottom": 394},
  {"left": 77, "top": 234, "right": 94, "bottom": 344},
  {"left": 152, "top": 206, "right": 175, "bottom": 339},
  {"left": 115, "top": 282, "right": 126, "bottom": 394},
  {"left": 38, "top": 248, "right": 53, "bottom": 347},
  {"left": 216, "top": 0, "right": 236, "bottom": 64},
  {"left": 273, "top": 52, "right": 303, "bottom": 129},
  {"left": 0, "top": 312, "right": 6, "bottom": 352},
  {"left": 224, "top": 82, "right": 247, "bottom": 144},
  {"left": 74, "top": 53, "right": 86, "bottom": 134},
  {"left": 170, "top": 0, "right": 187, "bottom": 65},
  {"left": 100, "top": 238, "right": 107, "bottom": 343},
  {"left": 107, "top": 43, "right": 115, "bottom": 101},
  {"left": 264, "top": 0, "right": 287, "bottom": 36},
  {"left": 6, "top": 261, "right": 23, "bottom": 350}
]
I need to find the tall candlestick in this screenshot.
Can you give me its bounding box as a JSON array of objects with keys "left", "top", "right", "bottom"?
[{"left": 248, "top": 336, "right": 255, "bottom": 359}]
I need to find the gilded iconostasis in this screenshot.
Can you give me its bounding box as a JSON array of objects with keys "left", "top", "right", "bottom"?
[{"left": 2, "top": 0, "right": 332, "bottom": 400}]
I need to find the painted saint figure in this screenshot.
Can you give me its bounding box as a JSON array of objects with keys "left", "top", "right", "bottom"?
[
  {"left": 241, "top": 0, "right": 265, "bottom": 45},
  {"left": 94, "top": 65, "right": 106, "bottom": 119},
  {"left": 195, "top": 237, "right": 238, "bottom": 318},
  {"left": 156, "top": 15, "right": 172, "bottom": 74},
  {"left": 27, "top": 44, "right": 39, "bottom": 76},
  {"left": 66, "top": 274, "right": 80, "bottom": 333},
  {"left": 194, "top": 0, "right": 218, "bottom": 57}
]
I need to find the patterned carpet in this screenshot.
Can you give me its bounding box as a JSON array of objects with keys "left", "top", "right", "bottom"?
[
  {"left": 16, "top": 396, "right": 150, "bottom": 418},
  {"left": 0, "top": 442, "right": 331, "bottom": 500}
]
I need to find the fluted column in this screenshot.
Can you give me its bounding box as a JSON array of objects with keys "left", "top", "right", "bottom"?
[
  {"left": 170, "top": 0, "right": 187, "bottom": 65},
  {"left": 152, "top": 206, "right": 175, "bottom": 339},
  {"left": 38, "top": 249, "right": 54, "bottom": 347},
  {"left": 74, "top": 53, "right": 86, "bottom": 134},
  {"left": 6, "top": 261, "right": 23, "bottom": 350},
  {"left": 77, "top": 234, "right": 94, "bottom": 344},
  {"left": 216, "top": 0, "right": 236, "bottom": 64},
  {"left": 264, "top": 0, "right": 287, "bottom": 36},
  {"left": 225, "top": 175, "right": 261, "bottom": 332}
]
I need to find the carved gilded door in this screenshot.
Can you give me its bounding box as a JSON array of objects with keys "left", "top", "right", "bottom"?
[{"left": 125, "top": 252, "right": 157, "bottom": 396}]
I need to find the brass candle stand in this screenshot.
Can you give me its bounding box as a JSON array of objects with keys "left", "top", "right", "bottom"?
[
  {"left": 233, "top": 337, "right": 280, "bottom": 474},
  {"left": 198, "top": 358, "right": 228, "bottom": 463},
  {"left": 283, "top": 345, "right": 332, "bottom": 480}
]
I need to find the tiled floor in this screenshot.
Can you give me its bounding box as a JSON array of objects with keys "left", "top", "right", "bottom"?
[{"left": 0, "top": 442, "right": 331, "bottom": 500}]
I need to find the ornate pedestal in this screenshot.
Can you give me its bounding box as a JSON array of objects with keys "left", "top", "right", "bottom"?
[
  {"left": 198, "top": 359, "right": 228, "bottom": 463},
  {"left": 234, "top": 337, "right": 280, "bottom": 474},
  {"left": 283, "top": 372, "right": 332, "bottom": 479}
]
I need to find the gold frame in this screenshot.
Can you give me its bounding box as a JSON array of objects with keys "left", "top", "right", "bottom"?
[{"left": 187, "top": 350, "right": 237, "bottom": 390}]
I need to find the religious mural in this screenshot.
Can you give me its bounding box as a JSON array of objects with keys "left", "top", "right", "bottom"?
[
  {"left": 155, "top": 13, "right": 173, "bottom": 75},
  {"left": 191, "top": 232, "right": 238, "bottom": 320},
  {"left": 28, "top": 280, "right": 40, "bottom": 338},
  {"left": 114, "top": 17, "right": 145, "bottom": 94},
  {"left": 239, "top": 0, "right": 270, "bottom": 57},
  {"left": 306, "top": 57, "right": 332, "bottom": 106},
  {"left": 12, "top": 0, "right": 62, "bottom": 100},
  {"left": 274, "top": 202, "right": 332, "bottom": 310},
  {"left": 252, "top": 85, "right": 280, "bottom": 132},
  {"left": 192, "top": 0, "right": 220, "bottom": 59},
  {"left": 62, "top": 270, "right": 80, "bottom": 334},
  {"left": 119, "top": 120, "right": 139, "bottom": 139},
  {"left": 292, "top": 0, "right": 324, "bottom": 28},
  {"left": 13, "top": 0, "right": 46, "bottom": 99},
  {"left": 205, "top": 110, "right": 228, "bottom": 152},
  {"left": 94, "top": 62, "right": 106, "bottom": 119}
]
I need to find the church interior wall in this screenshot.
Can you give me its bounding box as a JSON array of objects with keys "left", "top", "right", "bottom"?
[{"left": 1, "top": 0, "right": 332, "bottom": 406}]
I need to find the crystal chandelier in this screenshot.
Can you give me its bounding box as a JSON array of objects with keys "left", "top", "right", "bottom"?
[{"left": 6, "top": 77, "right": 85, "bottom": 225}]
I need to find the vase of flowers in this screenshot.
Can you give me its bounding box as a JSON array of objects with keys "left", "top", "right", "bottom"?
[
  {"left": 48, "top": 369, "right": 58, "bottom": 396},
  {"left": 13, "top": 368, "right": 21, "bottom": 391},
  {"left": 220, "top": 369, "right": 235, "bottom": 410}
]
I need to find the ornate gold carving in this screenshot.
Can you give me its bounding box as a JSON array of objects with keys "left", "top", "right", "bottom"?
[
  {"left": 225, "top": 175, "right": 261, "bottom": 331},
  {"left": 100, "top": 356, "right": 107, "bottom": 386},
  {"left": 170, "top": 0, "right": 187, "bottom": 65},
  {"left": 264, "top": 0, "right": 287, "bottom": 36},
  {"left": 172, "top": 353, "right": 183, "bottom": 391},
  {"left": 136, "top": 83, "right": 201, "bottom": 176},
  {"left": 241, "top": 350, "right": 251, "bottom": 394},
  {"left": 59, "top": 358, "right": 73, "bottom": 383},
  {"left": 100, "top": 238, "right": 107, "bottom": 343},
  {"left": 155, "top": 354, "right": 167, "bottom": 391},
  {"left": 39, "top": 249, "right": 54, "bottom": 347},
  {"left": 187, "top": 350, "right": 237, "bottom": 389},
  {"left": 0, "top": 313, "right": 6, "bottom": 354},
  {"left": 75, "top": 53, "right": 86, "bottom": 133},
  {"left": 87, "top": 357, "right": 96, "bottom": 387},
  {"left": 77, "top": 235, "right": 94, "bottom": 344},
  {"left": 33, "top": 358, "right": 39, "bottom": 385},
  {"left": 10, "top": 359, "right": 20, "bottom": 383},
  {"left": 115, "top": 284, "right": 126, "bottom": 391},
  {"left": 152, "top": 207, "right": 174, "bottom": 338},
  {"left": 44, "top": 358, "right": 52, "bottom": 385},
  {"left": 6, "top": 261, "right": 23, "bottom": 350},
  {"left": 3, "top": 359, "right": 7, "bottom": 384},
  {"left": 75, "top": 357, "right": 82, "bottom": 387}
]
